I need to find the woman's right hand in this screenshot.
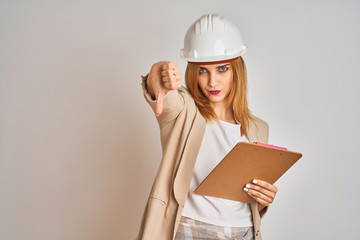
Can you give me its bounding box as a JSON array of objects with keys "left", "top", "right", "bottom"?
[{"left": 146, "top": 61, "right": 182, "bottom": 116}]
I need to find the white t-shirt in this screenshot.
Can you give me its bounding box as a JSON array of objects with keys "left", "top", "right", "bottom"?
[{"left": 182, "top": 120, "right": 253, "bottom": 227}]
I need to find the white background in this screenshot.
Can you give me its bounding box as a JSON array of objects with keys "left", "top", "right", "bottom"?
[{"left": 1, "top": 0, "right": 359, "bottom": 239}]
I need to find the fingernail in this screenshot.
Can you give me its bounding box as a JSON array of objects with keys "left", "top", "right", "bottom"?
[
  {"left": 246, "top": 184, "right": 251, "bottom": 188},
  {"left": 243, "top": 187, "right": 248, "bottom": 192},
  {"left": 252, "top": 180, "right": 258, "bottom": 184}
]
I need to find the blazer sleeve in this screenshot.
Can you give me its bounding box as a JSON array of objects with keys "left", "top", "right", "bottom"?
[{"left": 141, "top": 74, "right": 185, "bottom": 127}]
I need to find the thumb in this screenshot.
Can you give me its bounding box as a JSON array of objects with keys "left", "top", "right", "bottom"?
[{"left": 155, "top": 91, "right": 164, "bottom": 116}]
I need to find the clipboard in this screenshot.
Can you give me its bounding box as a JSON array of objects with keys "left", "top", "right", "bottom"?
[{"left": 193, "top": 142, "right": 302, "bottom": 203}]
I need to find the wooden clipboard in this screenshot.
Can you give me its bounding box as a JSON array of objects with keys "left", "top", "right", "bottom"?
[{"left": 194, "top": 142, "right": 302, "bottom": 203}]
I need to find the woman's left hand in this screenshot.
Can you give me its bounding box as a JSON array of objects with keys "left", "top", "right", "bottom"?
[{"left": 243, "top": 179, "right": 278, "bottom": 208}]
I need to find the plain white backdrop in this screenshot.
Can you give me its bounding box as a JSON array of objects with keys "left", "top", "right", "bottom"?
[{"left": 1, "top": 0, "right": 359, "bottom": 239}]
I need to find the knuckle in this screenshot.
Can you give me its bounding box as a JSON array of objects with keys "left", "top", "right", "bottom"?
[
  {"left": 162, "top": 64, "right": 169, "bottom": 70},
  {"left": 164, "top": 62, "right": 174, "bottom": 70},
  {"left": 251, "top": 190, "right": 259, "bottom": 197},
  {"left": 262, "top": 181, "right": 269, "bottom": 187},
  {"left": 153, "top": 62, "right": 161, "bottom": 69}
]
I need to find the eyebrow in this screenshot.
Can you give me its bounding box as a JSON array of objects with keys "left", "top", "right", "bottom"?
[{"left": 199, "top": 64, "right": 230, "bottom": 70}]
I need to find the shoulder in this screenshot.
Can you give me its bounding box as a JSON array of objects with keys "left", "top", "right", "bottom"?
[
  {"left": 176, "top": 87, "right": 198, "bottom": 109},
  {"left": 251, "top": 115, "right": 269, "bottom": 132},
  {"left": 247, "top": 115, "right": 269, "bottom": 143},
  {"left": 177, "top": 86, "right": 192, "bottom": 99}
]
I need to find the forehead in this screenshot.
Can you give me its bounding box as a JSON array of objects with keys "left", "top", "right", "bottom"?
[{"left": 199, "top": 63, "right": 230, "bottom": 68}]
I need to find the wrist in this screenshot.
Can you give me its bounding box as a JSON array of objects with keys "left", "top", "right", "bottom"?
[{"left": 144, "top": 75, "right": 156, "bottom": 100}]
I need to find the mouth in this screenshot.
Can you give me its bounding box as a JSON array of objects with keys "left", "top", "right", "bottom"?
[{"left": 208, "top": 90, "right": 221, "bottom": 95}]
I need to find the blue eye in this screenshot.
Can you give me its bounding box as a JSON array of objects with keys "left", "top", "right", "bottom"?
[
  {"left": 219, "top": 66, "right": 228, "bottom": 72},
  {"left": 199, "top": 67, "right": 207, "bottom": 74}
]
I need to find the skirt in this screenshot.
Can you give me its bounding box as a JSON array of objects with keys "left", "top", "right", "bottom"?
[{"left": 174, "top": 216, "right": 254, "bottom": 240}]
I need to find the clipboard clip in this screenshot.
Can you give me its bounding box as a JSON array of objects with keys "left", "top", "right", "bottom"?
[{"left": 253, "top": 142, "right": 287, "bottom": 150}]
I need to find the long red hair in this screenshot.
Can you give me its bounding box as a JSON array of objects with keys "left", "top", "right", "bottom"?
[{"left": 185, "top": 56, "right": 254, "bottom": 136}]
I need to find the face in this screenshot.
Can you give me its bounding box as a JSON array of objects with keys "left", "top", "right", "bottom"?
[{"left": 197, "top": 63, "right": 233, "bottom": 107}]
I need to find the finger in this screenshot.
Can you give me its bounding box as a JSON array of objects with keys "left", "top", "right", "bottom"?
[
  {"left": 162, "top": 75, "right": 176, "bottom": 84},
  {"left": 244, "top": 186, "right": 273, "bottom": 205},
  {"left": 162, "top": 64, "right": 180, "bottom": 78},
  {"left": 164, "top": 81, "right": 181, "bottom": 90},
  {"left": 247, "top": 191, "right": 272, "bottom": 206},
  {"left": 245, "top": 187, "right": 273, "bottom": 204},
  {"left": 162, "top": 70, "right": 177, "bottom": 83},
  {"left": 155, "top": 91, "right": 164, "bottom": 116},
  {"left": 244, "top": 183, "right": 275, "bottom": 199},
  {"left": 244, "top": 181, "right": 276, "bottom": 205},
  {"left": 161, "top": 69, "right": 176, "bottom": 77},
  {"left": 252, "top": 179, "right": 278, "bottom": 193},
  {"left": 176, "top": 72, "right": 182, "bottom": 81},
  {"left": 162, "top": 62, "right": 178, "bottom": 71},
  {"left": 163, "top": 77, "right": 179, "bottom": 87}
]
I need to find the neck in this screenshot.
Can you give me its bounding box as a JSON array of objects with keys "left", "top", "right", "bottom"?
[{"left": 210, "top": 102, "right": 236, "bottom": 124}]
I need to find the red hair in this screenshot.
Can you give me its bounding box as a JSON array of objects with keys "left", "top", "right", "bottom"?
[{"left": 185, "top": 56, "right": 254, "bottom": 136}]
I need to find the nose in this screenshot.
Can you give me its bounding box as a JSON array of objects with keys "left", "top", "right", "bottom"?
[{"left": 208, "top": 72, "right": 218, "bottom": 88}]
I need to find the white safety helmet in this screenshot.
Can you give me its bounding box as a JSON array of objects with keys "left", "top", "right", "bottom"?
[{"left": 180, "top": 14, "right": 247, "bottom": 63}]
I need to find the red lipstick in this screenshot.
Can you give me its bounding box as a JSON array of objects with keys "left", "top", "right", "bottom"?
[{"left": 209, "top": 90, "right": 221, "bottom": 95}]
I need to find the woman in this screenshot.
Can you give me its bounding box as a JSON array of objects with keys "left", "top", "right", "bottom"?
[{"left": 137, "top": 14, "right": 278, "bottom": 240}]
